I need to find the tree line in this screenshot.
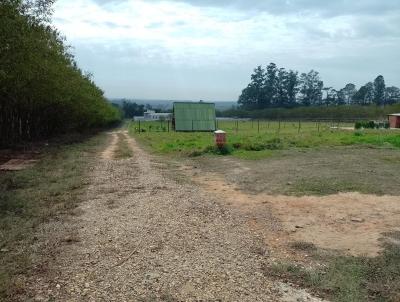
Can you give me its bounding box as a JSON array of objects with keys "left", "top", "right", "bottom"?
[
  {"left": 0, "top": 0, "right": 121, "bottom": 147},
  {"left": 112, "top": 100, "right": 167, "bottom": 119},
  {"left": 238, "top": 63, "right": 400, "bottom": 110}
]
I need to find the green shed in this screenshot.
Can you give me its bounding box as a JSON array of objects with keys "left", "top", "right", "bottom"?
[{"left": 173, "top": 102, "right": 216, "bottom": 132}]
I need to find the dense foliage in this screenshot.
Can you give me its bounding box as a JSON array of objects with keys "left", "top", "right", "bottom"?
[
  {"left": 0, "top": 0, "right": 121, "bottom": 147},
  {"left": 238, "top": 63, "right": 400, "bottom": 110},
  {"left": 120, "top": 101, "right": 145, "bottom": 118},
  {"left": 220, "top": 103, "right": 400, "bottom": 120}
]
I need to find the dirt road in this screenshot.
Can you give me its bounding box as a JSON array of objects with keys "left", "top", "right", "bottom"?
[{"left": 27, "top": 131, "right": 324, "bottom": 301}]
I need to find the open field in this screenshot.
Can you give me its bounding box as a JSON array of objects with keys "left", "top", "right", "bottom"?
[
  {"left": 128, "top": 120, "right": 400, "bottom": 159},
  {"left": 128, "top": 121, "right": 400, "bottom": 301},
  {"left": 1, "top": 126, "right": 399, "bottom": 302}
]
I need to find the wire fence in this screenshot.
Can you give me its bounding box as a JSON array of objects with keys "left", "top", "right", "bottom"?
[{"left": 130, "top": 118, "right": 366, "bottom": 134}]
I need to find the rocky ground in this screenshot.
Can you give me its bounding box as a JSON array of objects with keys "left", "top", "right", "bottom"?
[{"left": 26, "top": 131, "right": 325, "bottom": 301}]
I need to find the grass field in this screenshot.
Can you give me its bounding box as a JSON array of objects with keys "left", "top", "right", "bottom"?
[{"left": 128, "top": 120, "right": 400, "bottom": 159}]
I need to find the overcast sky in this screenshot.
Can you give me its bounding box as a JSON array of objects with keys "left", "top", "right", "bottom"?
[{"left": 53, "top": 0, "right": 400, "bottom": 101}]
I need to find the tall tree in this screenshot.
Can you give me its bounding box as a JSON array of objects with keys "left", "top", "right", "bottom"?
[
  {"left": 374, "top": 75, "right": 386, "bottom": 106},
  {"left": 263, "top": 63, "right": 277, "bottom": 108},
  {"left": 286, "top": 70, "right": 299, "bottom": 107},
  {"left": 341, "top": 83, "right": 357, "bottom": 105},
  {"left": 275, "top": 68, "right": 288, "bottom": 107},
  {"left": 352, "top": 82, "right": 374, "bottom": 105},
  {"left": 299, "top": 70, "right": 323, "bottom": 106},
  {"left": 238, "top": 66, "right": 265, "bottom": 109},
  {"left": 0, "top": 0, "right": 121, "bottom": 146},
  {"left": 322, "top": 87, "right": 335, "bottom": 106},
  {"left": 385, "top": 86, "right": 400, "bottom": 105}
]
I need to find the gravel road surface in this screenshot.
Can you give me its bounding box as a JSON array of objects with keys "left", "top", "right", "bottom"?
[{"left": 28, "top": 131, "right": 324, "bottom": 302}]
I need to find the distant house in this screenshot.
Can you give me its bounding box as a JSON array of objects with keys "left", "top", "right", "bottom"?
[
  {"left": 388, "top": 113, "right": 400, "bottom": 128},
  {"left": 173, "top": 102, "right": 216, "bottom": 132},
  {"left": 134, "top": 110, "right": 171, "bottom": 121}
]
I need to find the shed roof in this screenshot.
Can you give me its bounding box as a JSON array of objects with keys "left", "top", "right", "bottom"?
[
  {"left": 173, "top": 102, "right": 216, "bottom": 131},
  {"left": 388, "top": 113, "right": 400, "bottom": 116}
]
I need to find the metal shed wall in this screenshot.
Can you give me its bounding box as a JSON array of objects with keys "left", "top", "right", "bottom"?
[
  {"left": 173, "top": 102, "right": 216, "bottom": 131},
  {"left": 388, "top": 115, "right": 400, "bottom": 128}
]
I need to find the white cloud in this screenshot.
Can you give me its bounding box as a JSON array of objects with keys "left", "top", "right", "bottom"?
[{"left": 53, "top": 0, "right": 400, "bottom": 100}]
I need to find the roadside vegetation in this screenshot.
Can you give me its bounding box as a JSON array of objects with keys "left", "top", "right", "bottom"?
[
  {"left": 220, "top": 103, "right": 400, "bottom": 120},
  {"left": 266, "top": 232, "right": 400, "bottom": 302},
  {"left": 0, "top": 133, "right": 107, "bottom": 300},
  {"left": 128, "top": 120, "right": 400, "bottom": 160},
  {"left": 0, "top": 1, "right": 121, "bottom": 147}
]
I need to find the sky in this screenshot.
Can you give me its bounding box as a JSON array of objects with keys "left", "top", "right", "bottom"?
[{"left": 53, "top": 0, "right": 400, "bottom": 101}]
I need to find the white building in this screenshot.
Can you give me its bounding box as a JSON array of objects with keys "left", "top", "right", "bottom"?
[{"left": 134, "top": 110, "right": 172, "bottom": 121}]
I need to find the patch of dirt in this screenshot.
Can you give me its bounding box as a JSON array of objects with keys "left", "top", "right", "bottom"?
[
  {"left": 0, "top": 158, "right": 38, "bottom": 171},
  {"left": 190, "top": 147, "right": 400, "bottom": 196},
  {"left": 0, "top": 148, "right": 40, "bottom": 171},
  {"left": 100, "top": 131, "right": 119, "bottom": 160},
  {"left": 180, "top": 163, "right": 400, "bottom": 257}
]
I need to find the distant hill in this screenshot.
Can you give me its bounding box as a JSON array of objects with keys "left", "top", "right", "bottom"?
[{"left": 109, "top": 99, "right": 237, "bottom": 111}]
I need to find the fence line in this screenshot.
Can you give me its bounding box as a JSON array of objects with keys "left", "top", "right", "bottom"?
[{"left": 130, "top": 118, "right": 366, "bottom": 134}]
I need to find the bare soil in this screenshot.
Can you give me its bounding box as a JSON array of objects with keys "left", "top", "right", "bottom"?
[
  {"left": 25, "top": 131, "right": 325, "bottom": 301},
  {"left": 0, "top": 149, "right": 39, "bottom": 171},
  {"left": 188, "top": 147, "right": 400, "bottom": 196},
  {"left": 178, "top": 148, "right": 400, "bottom": 257}
]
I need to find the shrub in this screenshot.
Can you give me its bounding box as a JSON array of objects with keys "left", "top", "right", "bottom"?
[
  {"left": 265, "top": 137, "right": 283, "bottom": 150},
  {"left": 355, "top": 120, "right": 388, "bottom": 129}
]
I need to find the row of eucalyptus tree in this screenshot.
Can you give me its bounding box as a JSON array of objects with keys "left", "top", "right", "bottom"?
[
  {"left": 238, "top": 63, "right": 400, "bottom": 110},
  {"left": 0, "top": 0, "right": 121, "bottom": 146}
]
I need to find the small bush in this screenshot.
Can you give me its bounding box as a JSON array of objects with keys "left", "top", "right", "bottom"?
[
  {"left": 242, "top": 142, "right": 266, "bottom": 151},
  {"left": 232, "top": 142, "right": 242, "bottom": 149},
  {"left": 214, "top": 144, "right": 233, "bottom": 155},
  {"left": 355, "top": 120, "right": 389, "bottom": 129},
  {"left": 265, "top": 137, "right": 283, "bottom": 150}
]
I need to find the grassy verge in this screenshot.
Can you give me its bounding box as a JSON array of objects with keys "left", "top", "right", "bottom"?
[
  {"left": 0, "top": 133, "right": 107, "bottom": 301},
  {"left": 266, "top": 233, "right": 400, "bottom": 302},
  {"left": 290, "top": 177, "right": 385, "bottom": 196},
  {"left": 114, "top": 133, "right": 133, "bottom": 159},
  {"left": 128, "top": 121, "right": 400, "bottom": 160}
]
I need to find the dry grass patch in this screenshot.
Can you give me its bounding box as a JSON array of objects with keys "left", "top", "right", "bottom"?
[
  {"left": 114, "top": 133, "right": 133, "bottom": 159},
  {"left": 0, "top": 133, "right": 107, "bottom": 300}
]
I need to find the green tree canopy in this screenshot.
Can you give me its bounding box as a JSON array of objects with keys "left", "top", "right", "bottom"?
[{"left": 0, "top": 0, "right": 121, "bottom": 146}]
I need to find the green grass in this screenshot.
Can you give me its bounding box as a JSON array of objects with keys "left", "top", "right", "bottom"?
[
  {"left": 128, "top": 121, "right": 400, "bottom": 159},
  {"left": 114, "top": 133, "right": 133, "bottom": 159},
  {"left": 0, "top": 133, "right": 107, "bottom": 301},
  {"left": 291, "top": 177, "right": 385, "bottom": 196},
  {"left": 266, "top": 233, "right": 400, "bottom": 302}
]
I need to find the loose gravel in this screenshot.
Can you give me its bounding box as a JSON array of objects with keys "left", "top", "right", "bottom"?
[{"left": 27, "top": 131, "right": 324, "bottom": 301}]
